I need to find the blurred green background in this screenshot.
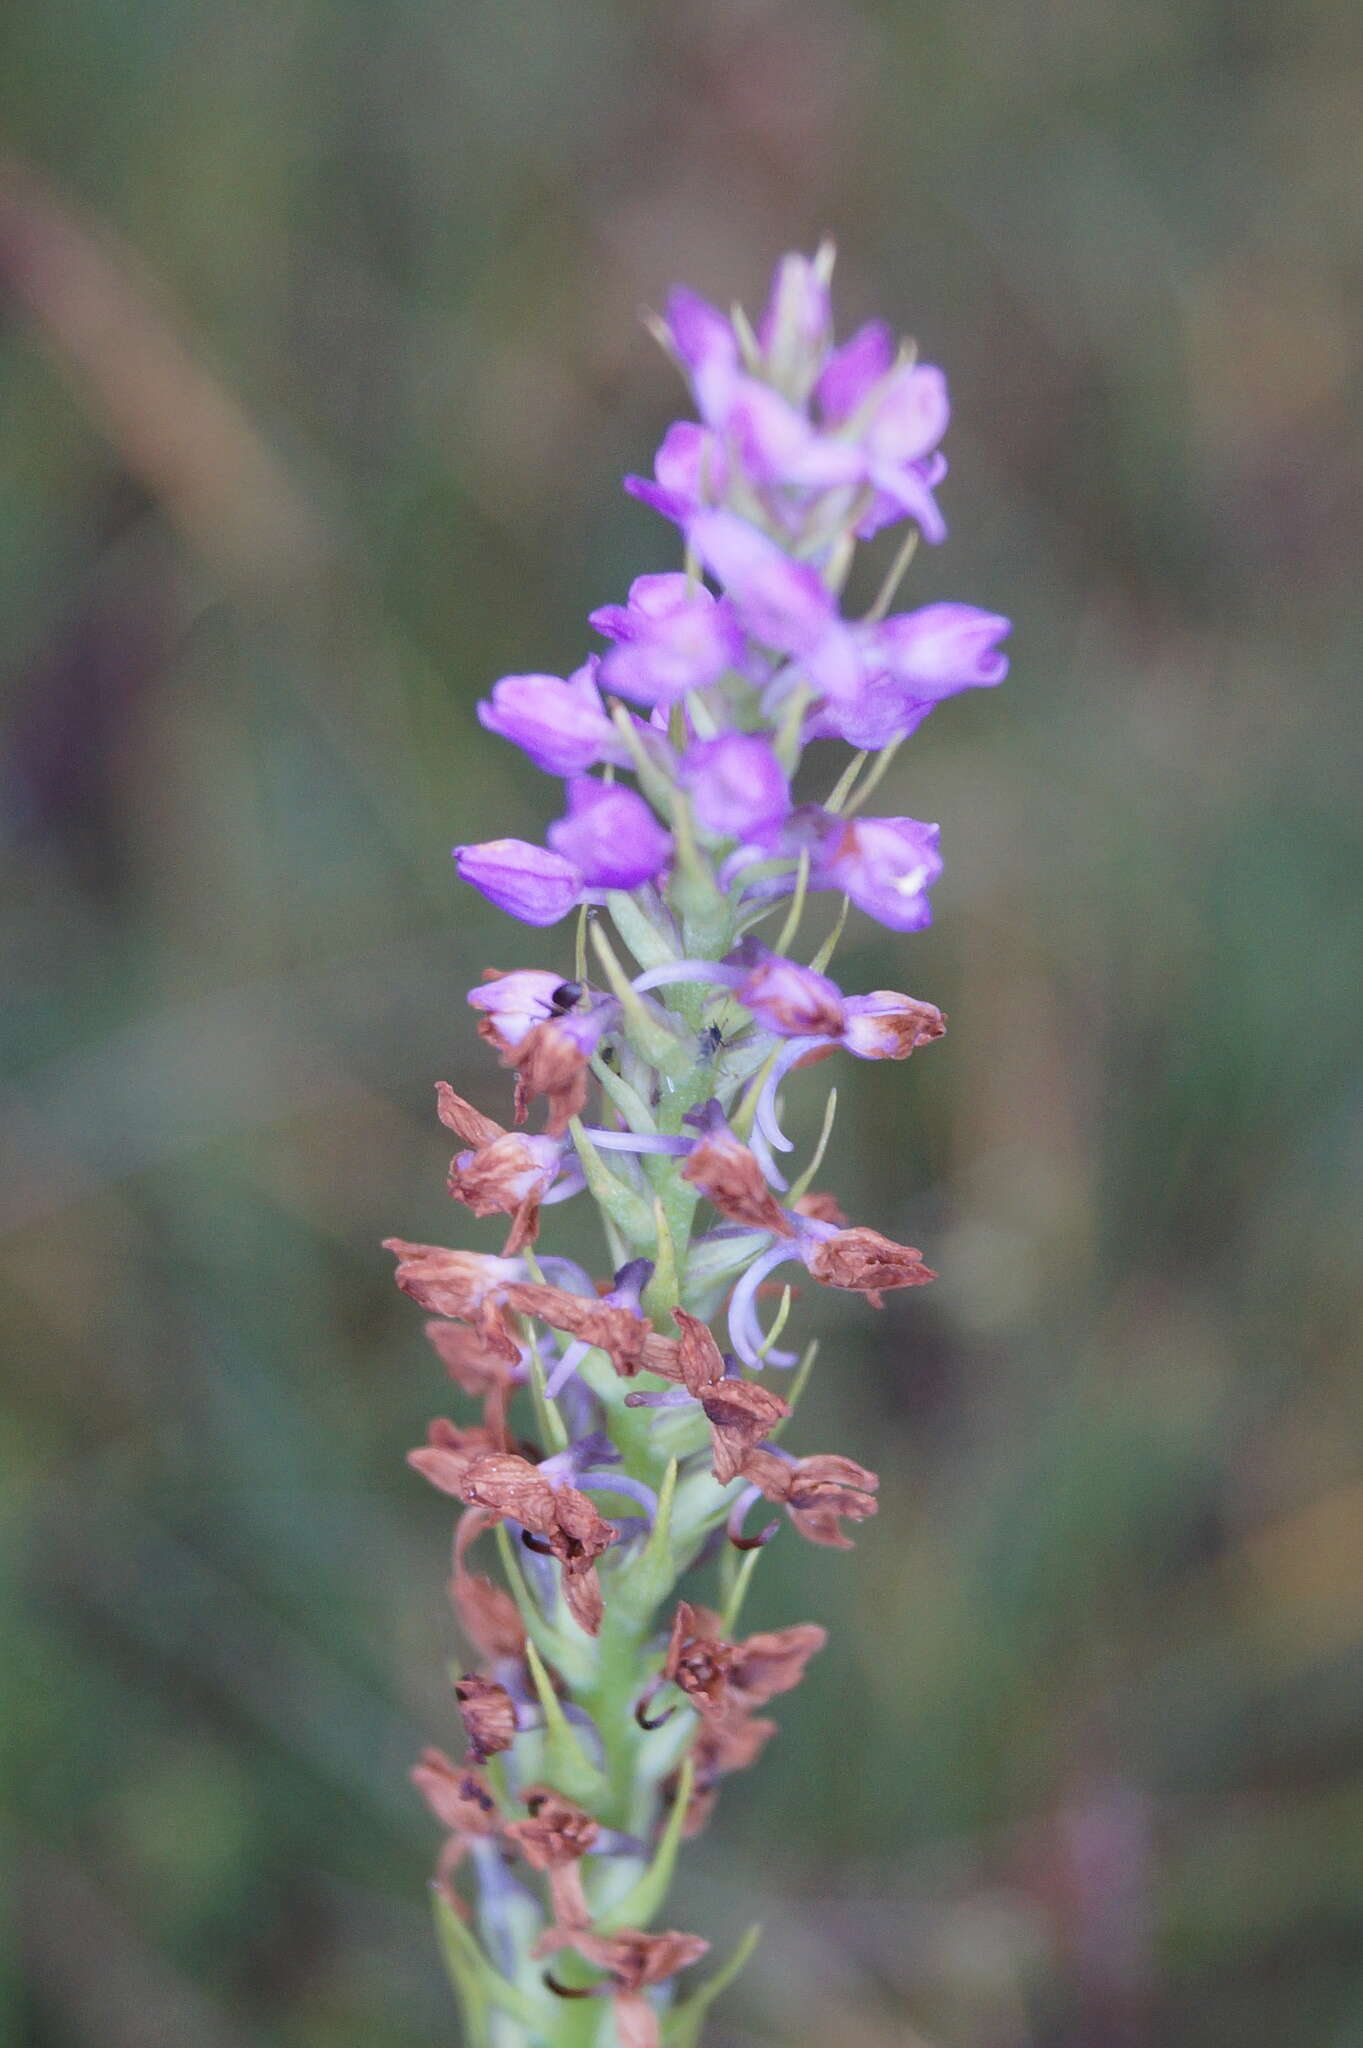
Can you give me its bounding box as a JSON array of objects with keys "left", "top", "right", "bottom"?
[{"left": 3, "top": 2, "right": 1362, "bottom": 2043}]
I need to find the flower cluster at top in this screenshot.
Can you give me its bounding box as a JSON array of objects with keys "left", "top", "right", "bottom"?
[{"left": 389, "top": 247, "right": 1009, "bottom": 2047}]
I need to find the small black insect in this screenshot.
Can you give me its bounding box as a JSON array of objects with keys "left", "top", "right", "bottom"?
[
  {"left": 699, "top": 1022, "right": 726, "bottom": 1059},
  {"left": 549, "top": 980, "right": 583, "bottom": 1014}
]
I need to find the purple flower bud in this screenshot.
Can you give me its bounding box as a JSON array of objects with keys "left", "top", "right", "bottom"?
[
  {"left": 624, "top": 421, "right": 729, "bottom": 527},
  {"left": 688, "top": 510, "right": 860, "bottom": 700},
  {"left": 758, "top": 249, "right": 834, "bottom": 399},
  {"left": 678, "top": 733, "right": 791, "bottom": 840},
  {"left": 477, "top": 658, "right": 629, "bottom": 776},
  {"left": 816, "top": 320, "right": 895, "bottom": 425},
  {"left": 454, "top": 840, "right": 585, "bottom": 926},
  {"left": 867, "top": 604, "right": 1011, "bottom": 696},
  {"left": 591, "top": 574, "right": 743, "bottom": 705},
  {"left": 468, "top": 969, "right": 580, "bottom": 1049},
  {"left": 724, "top": 937, "right": 846, "bottom": 1038},
  {"left": 810, "top": 811, "right": 943, "bottom": 931},
  {"left": 546, "top": 778, "right": 673, "bottom": 889},
  {"left": 662, "top": 287, "right": 739, "bottom": 422}
]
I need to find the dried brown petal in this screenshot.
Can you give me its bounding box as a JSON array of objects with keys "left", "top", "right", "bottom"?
[
  {"left": 434, "top": 1080, "right": 505, "bottom": 1150},
  {"left": 729, "top": 1622, "right": 827, "bottom": 1706},
  {"left": 410, "top": 1747, "right": 499, "bottom": 1837},
  {"left": 804, "top": 1225, "right": 936, "bottom": 1304},
  {"left": 504, "top": 1786, "right": 599, "bottom": 1869},
  {"left": 407, "top": 1419, "right": 503, "bottom": 1497},
  {"left": 451, "top": 1568, "right": 525, "bottom": 1660},
  {"left": 511, "top": 1019, "right": 591, "bottom": 1135},
  {"left": 742, "top": 1447, "right": 880, "bottom": 1549},
  {"left": 459, "top": 1450, "right": 560, "bottom": 1527},
  {"left": 503, "top": 1281, "right": 652, "bottom": 1374},
  {"left": 534, "top": 1924, "right": 709, "bottom": 1991},
  {"left": 682, "top": 1132, "right": 793, "bottom": 1236},
  {"left": 700, "top": 1380, "right": 791, "bottom": 1485},
  {"left": 455, "top": 1674, "right": 518, "bottom": 1760},
  {"left": 792, "top": 1189, "right": 849, "bottom": 1227},
  {"left": 671, "top": 1309, "right": 725, "bottom": 1395},
  {"left": 560, "top": 1564, "right": 605, "bottom": 1637},
  {"left": 384, "top": 1239, "right": 523, "bottom": 1359}
]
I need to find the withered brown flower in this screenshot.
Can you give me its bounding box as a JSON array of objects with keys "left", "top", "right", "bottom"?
[
  {"left": 792, "top": 1189, "right": 849, "bottom": 1227},
  {"left": 534, "top": 1924, "right": 710, "bottom": 2048},
  {"left": 384, "top": 1239, "right": 523, "bottom": 1359},
  {"left": 740, "top": 1446, "right": 880, "bottom": 1549},
  {"left": 504, "top": 1785, "right": 600, "bottom": 1930},
  {"left": 436, "top": 1081, "right": 561, "bottom": 1254},
  {"left": 424, "top": 1318, "right": 516, "bottom": 1446},
  {"left": 662, "top": 1600, "right": 736, "bottom": 1717},
  {"left": 700, "top": 1379, "right": 791, "bottom": 1484},
  {"left": 409, "top": 1746, "right": 500, "bottom": 1907},
  {"left": 454, "top": 1673, "right": 518, "bottom": 1761},
  {"left": 804, "top": 1224, "right": 936, "bottom": 1306},
  {"left": 407, "top": 1418, "right": 504, "bottom": 1497},
  {"left": 502, "top": 1280, "right": 653, "bottom": 1376},
  {"left": 451, "top": 1505, "right": 526, "bottom": 1659},
  {"left": 659, "top": 1602, "right": 825, "bottom": 1722},
  {"left": 670, "top": 1706, "right": 778, "bottom": 1838},
  {"left": 682, "top": 1125, "right": 793, "bottom": 1236},
  {"left": 510, "top": 1017, "right": 591, "bottom": 1135},
  {"left": 456, "top": 1449, "right": 617, "bottom": 1637}
]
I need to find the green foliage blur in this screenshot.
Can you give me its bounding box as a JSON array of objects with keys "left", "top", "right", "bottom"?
[{"left": 3, "top": 2, "right": 1362, "bottom": 2042}]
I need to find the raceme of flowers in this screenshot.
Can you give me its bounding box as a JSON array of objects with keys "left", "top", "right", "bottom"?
[{"left": 388, "top": 244, "right": 1009, "bottom": 2047}]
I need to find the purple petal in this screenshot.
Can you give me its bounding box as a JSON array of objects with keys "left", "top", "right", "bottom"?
[
  {"left": 453, "top": 839, "right": 585, "bottom": 926},
  {"left": 546, "top": 779, "right": 673, "bottom": 889},
  {"left": 816, "top": 320, "right": 895, "bottom": 424}
]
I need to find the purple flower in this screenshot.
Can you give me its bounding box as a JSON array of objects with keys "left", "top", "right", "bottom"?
[
  {"left": 591, "top": 574, "right": 744, "bottom": 705},
  {"left": 816, "top": 321, "right": 894, "bottom": 425},
  {"left": 624, "top": 421, "right": 729, "bottom": 527},
  {"left": 725, "top": 937, "right": 846, "bottom": 1038},
  {"left": 854, "top": 364, "right": 951, "bottom": 541},
  {"left": 724, "top": 380, "right": 864, "bottom": 493},
  {"left": 546, "top": 779, "right": 673, "bottom": 889},
  {"left": 808, "top": 810, "right": 944, "bottom": 930},
  {"left": 467, "top": 969, "right": 581, "bottom": 1051},
  {"left": 808, "top": 604, "right": 1012, "bottom": 749},
  {"left": 758, "top": 249, "right": 834, "bottom": 400},
  {"left": 477, "top": 658, "right": 629, "bottom": 776},
  {"left": 661, "top": 287, "right": 740, "bottom": 422},
  {"left": 687, "top": 510, "right": 860, "bottom": 700},
  {"left": 454, "top": 839, "right": 585, "bottom": 926},
  {"left": 678, "top": 733, "right": 791, "bottom": 840},
  {"left": 869, "top": 604, "right": 1010, "bottom": 697}
]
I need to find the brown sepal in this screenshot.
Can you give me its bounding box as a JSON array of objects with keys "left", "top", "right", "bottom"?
[
  {"left": 682, "top": 1133, "right": 794, "bottom": 1236},
  {"left": 511, "top": 1019, "right": 590, "bottom": 1135},
  {"left": 410, "top": 1747, "right": 500, "bottom": 1838},
  {"left": 455, "top": 1673, "right": 518, "bottom": 1760},
  {"left": 502, "top": 1282, "right": 652, "bottom": 1375},
  {"left": 434, "top": 1080, "right": 504, "bottom": 1150},
  {"left": 407, "top": 1419, "right": 504, "bottom": 1497},
  {"left": 700, "top": 1379, "right": 791, "bottom": 1484}
]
